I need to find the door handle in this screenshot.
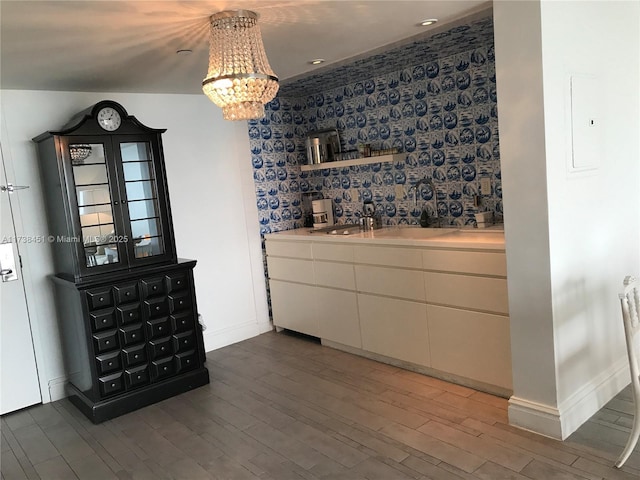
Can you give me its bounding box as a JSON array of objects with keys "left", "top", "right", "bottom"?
[
  {"left": 0, "top": 268, "right": 12, "bottom": 275},
  {"left": 0, "top": 183, "right": 30, "bottom": 193}
]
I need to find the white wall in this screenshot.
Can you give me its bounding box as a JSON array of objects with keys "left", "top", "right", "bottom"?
[
  {"left": 0, "top": 90, "right": 271, "bottom": 402},
  {"left": 495, "top": 0, "right": 640, "bottom": 439}
]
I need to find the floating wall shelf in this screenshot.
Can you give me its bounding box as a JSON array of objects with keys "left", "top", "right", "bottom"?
[{"left": 299, "top": 153, "right": 403, "bottom": 172}]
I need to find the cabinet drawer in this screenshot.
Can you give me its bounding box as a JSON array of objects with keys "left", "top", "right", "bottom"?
[
  {"left": 265, "top": 240, "right": 312, "bottom": 259},
  {"left": 422, "top": 250, "right": 507, "bottom": 276},
  {"left": 98, "top": 372, "right": 124, "bottom": 397},
  {"left": 168, "top": 291, "right": 190, "bottom": 313},
  {"left": 358, "top": 294, "right": 430, "bottom": 366},
  {"left": 424, "top": 272, "right": 509, "bottom": 314},
  {"left": 175, "top": 350, "right": 197, "bottom": 373},
  {"left": 147, "top": 317, "right": 171, "bottom": 339},
  {"left": 173, "top": 330, "right": 195, "bottom": 353},
  {"left": 145, "top": 297, "right": 169, "bottom": 319},
  {"left": 171, "top": 311, "right": 194, "bottom": 333},
  {"left": 117, "top": 303, "right": 141, "bottom": 325},
  {"left": 427, "top": 305, "right": 512, "bottom": 389},
  {"left": 93, "top": 330, "right": 119, "bottom": 354},
  {"left": 119, "top": 324, "right": 144, "bottom": 347},
  {"left": 267, "top": 257, "right": 314, "bottom": 284},
  {"left": 312, "top": 243, "right": 354, "bottom": 262},
  {"left": 151, "top": 357, "right": 175, "bottom": 381},
  {"left": 122, "top": 344, "right": 146, "bottom": 368},
  {"left": 314, "top": 261, "right": 355, "bottom": 290},
  {"left": 114, "top": 282, "right": 139, "bottom": 304},
  {"left": 354, "top": 245, "right": 422, "bottom": 268},
  {"left": 87, "top": 288, "right": 113, "bottom": 311},
  {"left": 355, "top": 265, "right": 425, "bottom": 301},
  {"left": 96, "top": 351, "right": 121, "bottom": 376},
  {"left": 149, "top": 337, "right": 173, "bottom": 360},
  {"left": 166, "top": 273, "right": 188, "bottom": 293},
  {"left": 124, "top": 365, "right": 150, "bottom": 389},
  {"left": 141, "top": 277, "right": 166, "bottom": 298},
  {"left": 90, "top": 309, "right": 116, "bottom": 332}
]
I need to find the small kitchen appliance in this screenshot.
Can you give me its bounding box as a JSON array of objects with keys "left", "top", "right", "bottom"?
[
  {"left": 306, "top": 129, "right": 340, "bottom": 165},
  {"left": 312, "top": 199, "right": 334, "bottom": 229}
]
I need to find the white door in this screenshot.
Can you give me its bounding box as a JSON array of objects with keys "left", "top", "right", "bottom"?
[{"left": 0, "top": 148, "right": 41, "bottom": 414}]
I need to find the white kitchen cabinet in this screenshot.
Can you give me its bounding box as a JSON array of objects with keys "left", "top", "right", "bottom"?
[
  {"left": 428, "top": 304, "right": 512, "bottom": 389},
  {"left": 317, "top": 287, "right": 361, "bottom": 348},
  {"left": 269, "top": 280, "right": 318, "bottom": 337},
  {"left": 264, "top": 231, "right": 512, "bottom": 395},
  {"left": 358, "top": 293, "right": 430, "bottom": 366}
]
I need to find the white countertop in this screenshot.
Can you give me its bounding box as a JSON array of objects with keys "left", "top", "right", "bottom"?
[{"left": 265, "top": 224, "right": 505, "bottom": 250}]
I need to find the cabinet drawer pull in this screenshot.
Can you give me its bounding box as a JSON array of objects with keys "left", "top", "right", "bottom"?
[
  {"left": 134, "top": 354, "right": 139, "bottom": 359},
  {"left": 186, "top": 359, "right": 190, "bottom": 364},
  {"left": 102, "top": 319, "right": 107, "bottom": 323},
  {"left": 163, "top": 366, "right": 168, "bottom": 371},
  {"left": 125, "top": 292, "right": 131, "bottom": 297},
  {"left": 111, "top": 383, "right": 116, "bottom": 387},
  {"left": 152, "top": 286, "right": 158, "bottom": 291},
  {"left": 179, "top": 300, "right": 184, "bottom": 306},
  {"left": 158, "top": 326, "right": 163, "bottom": 331},
  {"left": 105, "top": 340, "right": 110, "bottom": 345},
  {"left": 108, "top": 362, "right": 113, "bottom": 366},
  {"left": 137, "top": 375, "right": 141, "bottom": 379},
  {"left": 131, "top": 333, "right": 136, "bottom": 338},
  {"left": 99, "top": 297, "right": 104, "bottom": 302},
  {"left": 176, "top": 280, "right": 181, "bottom": 285},
  {"left": 155, "top": 306, "right": 160, "bottom": 311},
  {"left": 129, "top": 312, "right": 134, "bottom": 318},
  {"left": 160, "top": 346, "right": 165, "bottom": 351}
]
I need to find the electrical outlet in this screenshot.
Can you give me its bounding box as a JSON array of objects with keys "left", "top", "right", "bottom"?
[
  {"left": 480, "top": 177, "right": 491, "bottom": 195},
  {"left": 394, "top": 185, "right": 405, "bottom": 198}
]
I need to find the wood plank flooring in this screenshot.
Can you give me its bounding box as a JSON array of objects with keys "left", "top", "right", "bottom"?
[{"left": 2, "top": 330, "right": 639, "bottom": 479}]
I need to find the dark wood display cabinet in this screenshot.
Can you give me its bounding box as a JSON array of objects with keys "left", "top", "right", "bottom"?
[{"left": 33, "top": 100, "right": 209, "bottom": 423}]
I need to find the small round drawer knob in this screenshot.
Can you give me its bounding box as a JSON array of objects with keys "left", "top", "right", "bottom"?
[
  {"left": 132, "top": 334, "right": 136, "bottom": 338},
  {"left": 126, "top": 292, "right": 131, "bottom": 297},
  {"left": 129, "top": 313, "right": 134, "bottom": 317},
  {"left": 137, "top": 375, "right": 141, "bottom": 379},
  {"left": 179, "top": 301, "right": 183, "bottom": 305},
  {"left": 105, "top": 340, "right": 110, "bottom": 344},
  {"left": 99, "top": 297, "right": 104, "bottom": 302},
  {"left": 177, "top": 281, "right": 181, "bottom": 285},
  {"left": 181, "top": 320, "right": 186, "bottom": 325},
  {"left": 161, "top": 346, "right": 165, "bottom": 351},
  {"left": 102, "top": 319, "right": 107, "bottom": 323},
  {"left": 108, "top": 362, "right": 113, "bottom": 366},
  {"left": 156, "top": 306, "right": 160, "bottom": 311},
  {"left": 158, "top": 326, "right": 163, "bottom": 331},
  {"left": 134, "top": 354, "right": 139, "bottom": 359},
  {"left": 153, "top": 286, "right": 157, "bottom": 291},
  {"left": 163, "top": 366, "right": 168, "bottom": 371},
  {"left": 111, "top": 383, "right": 116, "bottom": 387},
  {"left": 183, "top": 340, "right": 188, "bottom": 344},
  {"left": 186, "top": 360, "right": 190, "bottom": 364}
]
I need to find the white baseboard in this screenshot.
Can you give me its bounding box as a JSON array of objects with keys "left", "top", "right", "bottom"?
[
  {"left": 48, "top": 376, "right": 68, "bottom": 402},
  {"left": 509, "top": 356, "right": 630, "bottom": 440},
  {"left": 203, "top": 319, "right": 272, "bottom": 352}
]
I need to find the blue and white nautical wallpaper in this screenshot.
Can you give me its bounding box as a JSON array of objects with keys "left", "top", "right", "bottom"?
[{"left": 248, "top": 14, "right": 501, "bottom": 234}]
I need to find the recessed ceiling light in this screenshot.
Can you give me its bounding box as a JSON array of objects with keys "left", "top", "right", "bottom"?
[
  {"left": 309, "top": 59, "right": 325, "bottom": 65},
  {"left": 420, "top": 19, "right": 438, "bottom": 26},
  {"left": 176, "top": 49, "right": 193, "bottom": 55}
]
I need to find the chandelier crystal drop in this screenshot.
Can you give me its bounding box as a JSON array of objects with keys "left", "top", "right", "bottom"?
[{"left": 202, "top": 10, "right": 279, "bottom": 121}]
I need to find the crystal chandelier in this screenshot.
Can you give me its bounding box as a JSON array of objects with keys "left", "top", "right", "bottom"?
[
  {"left": 202, "top": 10, "right": 279, "bottom": 121},
  {"left": 69, "top": 144, "right": 92, "bottom": 163}
]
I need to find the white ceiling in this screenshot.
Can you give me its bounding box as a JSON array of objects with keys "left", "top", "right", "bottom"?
[{"left": 0, "top": 0, "right": 491, "bottom": 95}]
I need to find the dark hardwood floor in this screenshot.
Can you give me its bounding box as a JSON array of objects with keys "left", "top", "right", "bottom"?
[{"left": 2, "top": 331, "right": 639, "bottom": 479}]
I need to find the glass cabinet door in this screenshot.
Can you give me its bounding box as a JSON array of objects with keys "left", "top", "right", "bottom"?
[
  {"left": 69, "top": 142, "right": 121, "bottom": 269},
  {"left": 118, "top": 140, "right": 168, "bottom": 264}
]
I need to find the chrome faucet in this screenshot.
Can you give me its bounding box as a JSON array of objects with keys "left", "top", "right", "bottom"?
[{"left": 408, "top": 177, "right": 440, "bottom": 227}]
